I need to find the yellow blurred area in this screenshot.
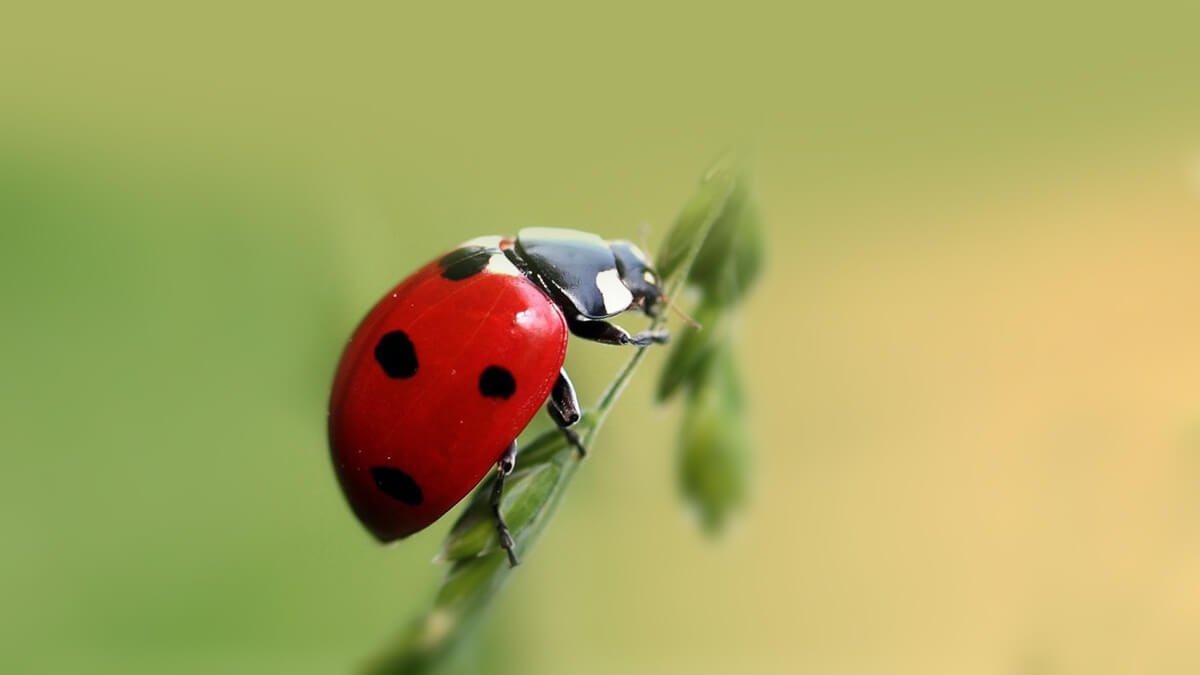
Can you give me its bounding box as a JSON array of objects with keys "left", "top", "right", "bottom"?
[{"left": 2, "top": 2, "right": 1198, "bottom": 674}]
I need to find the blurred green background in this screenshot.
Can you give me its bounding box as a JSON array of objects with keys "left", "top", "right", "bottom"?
[{"left": 3, "top": 3, "right": 1199, "bottom": 674}]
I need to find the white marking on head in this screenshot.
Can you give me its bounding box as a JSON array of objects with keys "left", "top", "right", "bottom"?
[
  {"left": 485, "top": 252, "right": 522, "bottom": 276},
  {"left": 595, "top": 268, "right": 633, "bottom": 314}
]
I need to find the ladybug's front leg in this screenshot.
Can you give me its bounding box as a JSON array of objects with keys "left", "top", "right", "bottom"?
[
  {"left": 566, "top": 315, "right": 670, "bottom": 347},
  {"left": 547, "top": 368, "right": 587, "bottom": 456},
  {"left": 491, "top": 440, "right": 520, "bottom": 567}
]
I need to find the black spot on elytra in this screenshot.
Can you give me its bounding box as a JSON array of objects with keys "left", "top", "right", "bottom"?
[
  {"left": 479, "top": 366, "right": 517, "bottom": 399},
  {"left": 439, "top": 246, "right": 490, "bottom": 280},
  {"left": 375, "top": 331, "right": 417, "bottom": 378},
  {"left": 371, "top": 466, "right": 424, "bottom": 505}
]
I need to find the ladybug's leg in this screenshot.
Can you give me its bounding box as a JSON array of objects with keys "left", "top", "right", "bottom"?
[
  {"left": 547, "top": 368, "right": 587, "bottom": 456},
  {"left": 491, "top": 440, "right": 521, "bottom": 567},
  {"left": 566, "top": 315, "right": 669, "bottom": 347}
]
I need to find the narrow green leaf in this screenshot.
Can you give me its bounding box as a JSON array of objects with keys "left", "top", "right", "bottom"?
[
  {"left": 514, "top": 424, "right": 582, "bottom": 466},
  {"left": 678, "top": 346, "right": 750, "bottom": 533},
  {"left": 438, "top": 462, "right": 562, "bottom": 562},
  {"left": 723, "top": 197, "right": 765, "bottom": 304},
  {"left": 685, "top": 178, "right": 764, "bottom": 305},
  {"left": 655, "top": 155, "right": 739, "bottom": 282},
  {"left": 655, "top": 300, "right": 723, "bottom": 402},
  {"left": 434, "top": 554, "right": 508, "bottom": 609}
]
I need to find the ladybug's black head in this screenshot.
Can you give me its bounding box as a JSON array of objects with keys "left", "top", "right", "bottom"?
[{"left": 608, "top": 240, "right": 664, "bottom": 318}]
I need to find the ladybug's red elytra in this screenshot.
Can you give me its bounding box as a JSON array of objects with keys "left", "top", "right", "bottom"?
[{"left": 328, "top": 228, "right": 669, "bottom": 566}]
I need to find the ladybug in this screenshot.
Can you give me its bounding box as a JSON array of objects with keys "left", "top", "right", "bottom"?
[{"left": 328, "top": 227, "right": 669, "bottom": 566}]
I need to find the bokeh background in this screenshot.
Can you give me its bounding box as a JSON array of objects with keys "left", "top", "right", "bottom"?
[{"left": 4, "top": 3, "right": 1199, "bottom": 674}]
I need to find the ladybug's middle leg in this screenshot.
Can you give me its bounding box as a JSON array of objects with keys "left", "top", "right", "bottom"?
[
  {"left": 547, "top": 368, "right": 587, "bottom": 456},
  {"left": 491, "top": 440, "right": 520, "bottom": 567}
]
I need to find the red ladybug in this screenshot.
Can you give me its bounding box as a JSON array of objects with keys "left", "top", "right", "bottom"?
[{"left": 329, "top": 228, "right": 668, "bottom": 565}]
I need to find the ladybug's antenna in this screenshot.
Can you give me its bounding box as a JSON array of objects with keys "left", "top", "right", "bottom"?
[{"left": 661, "top": 293, "right": 702, "bottom": 329}]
